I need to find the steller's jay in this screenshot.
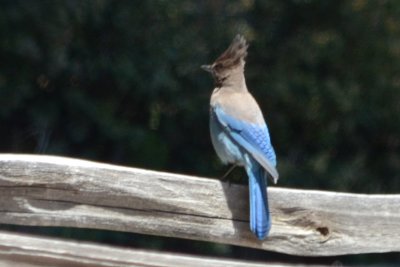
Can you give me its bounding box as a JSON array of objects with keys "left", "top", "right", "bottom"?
[{"left": 202, "top": 35, "right": 278, "bottom": 239}]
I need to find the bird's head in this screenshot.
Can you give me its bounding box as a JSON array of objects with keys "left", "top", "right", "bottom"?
[{"left": 202, "top": 34, "right": 248, "bottom": 87}]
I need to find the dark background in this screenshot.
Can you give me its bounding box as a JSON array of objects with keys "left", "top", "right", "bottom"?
[{"left": 1, "top": 0, "right": 399, "bottom": 265}]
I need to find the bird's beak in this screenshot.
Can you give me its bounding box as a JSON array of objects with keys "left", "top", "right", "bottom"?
[{"left": 201, "top": 64, "right": 213, "bottom": 73}]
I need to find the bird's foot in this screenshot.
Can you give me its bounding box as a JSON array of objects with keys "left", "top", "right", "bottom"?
[{"left": 220, "top": 165, "right": 237, "bottom": 186}]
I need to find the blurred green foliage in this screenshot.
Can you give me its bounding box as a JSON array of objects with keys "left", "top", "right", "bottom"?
[{"left": 1, "top": 0, "right": 400, "bottom": 264}]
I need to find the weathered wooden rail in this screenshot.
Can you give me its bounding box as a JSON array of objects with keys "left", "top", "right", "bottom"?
[
  {"left": 0, "top": 154, "right": 399, "bottom": 259},
  {"left": 1, "top": 230, "right": 316, "bottom": 267}
]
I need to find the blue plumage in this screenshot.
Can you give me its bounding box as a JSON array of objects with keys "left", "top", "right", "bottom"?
[
  {"left": 210, "top": 105, "right": 276, "bottom": 239},
  {"left": 203, "top": 35, "right": 278, "bottom": 240},
  {"left": 213, "top": 106, "right": 277, "bottom": 177},
  {"left": 246, "top": 156, "right": 270, "bottom": 239}
]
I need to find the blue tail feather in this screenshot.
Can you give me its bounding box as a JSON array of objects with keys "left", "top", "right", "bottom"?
[{"left": 246, "top": 159, "right": 270, "bottom": 240}]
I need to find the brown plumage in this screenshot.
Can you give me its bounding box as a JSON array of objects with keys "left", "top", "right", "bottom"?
[
  {"left": 201, "top": 34, "right": 249, "bottom": 87},
  {"left": 214, "top": 34, "right": 248, "bottom": 69}
]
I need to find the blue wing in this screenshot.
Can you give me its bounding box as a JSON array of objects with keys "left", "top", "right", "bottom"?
[{"left": 212, "top": 105, "right": 279, "bottom": 183}]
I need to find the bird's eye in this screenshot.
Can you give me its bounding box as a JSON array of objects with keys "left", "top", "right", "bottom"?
[{"left": 214, "top": 63, "right": 222, "bottom": 70}]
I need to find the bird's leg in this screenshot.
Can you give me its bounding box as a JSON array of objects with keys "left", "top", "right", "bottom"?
[{"left": 220, "top": 164, "right": 237, "bottom": 182}]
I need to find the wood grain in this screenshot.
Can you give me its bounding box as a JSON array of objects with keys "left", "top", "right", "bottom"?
[
  {"left": 0, "top": 231, "right": 319, "bottom": 267},
  {"left": 0, "top": 154, "right": 399, "bottom": 256}
]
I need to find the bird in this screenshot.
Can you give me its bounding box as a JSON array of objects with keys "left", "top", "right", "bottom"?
[{"left": 202, "top": 35, "right": 278, "bottom": 240}]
